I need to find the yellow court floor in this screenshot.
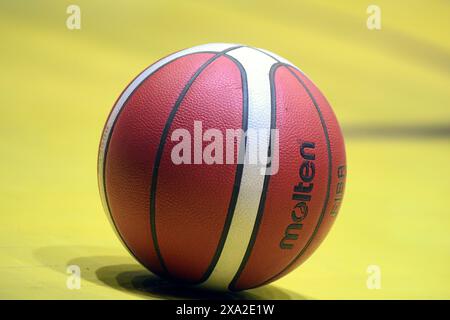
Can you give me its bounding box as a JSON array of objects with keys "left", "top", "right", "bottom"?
[{"left": 0, "top": 0, "right": 449, "bottom": 299}]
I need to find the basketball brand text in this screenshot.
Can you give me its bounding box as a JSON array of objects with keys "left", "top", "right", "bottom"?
[{"left": 280, "top": 141, "right": 316, "bottom": 250}]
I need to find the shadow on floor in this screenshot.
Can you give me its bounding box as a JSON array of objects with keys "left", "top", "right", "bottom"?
[{"left": 33, "top": 246, "right": 309, "bottom": 300}]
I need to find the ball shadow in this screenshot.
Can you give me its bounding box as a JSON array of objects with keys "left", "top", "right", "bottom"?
[
  {"left": 33, "top": 246, "right": 309, "bottom": 300},
  {"left": 95, "top": 264, "right": 307, "bottom": 300}
]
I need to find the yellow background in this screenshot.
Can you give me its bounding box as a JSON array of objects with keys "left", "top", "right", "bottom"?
[{"left": 0, "top": 0, "right": 449, "bottom": 299}]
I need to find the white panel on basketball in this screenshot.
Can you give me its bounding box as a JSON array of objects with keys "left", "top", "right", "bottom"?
[
  {"left": 201, "top": 47, "right": 278, "bottom": 290},
  {"left": 256, "top": 47, "right": 313, "bottom": 81},
  {"left": 255, "top": 47, "right": 294, "bottom": 66},
  {"left": 97, "top": 43, "right": 239, "bottom": 259}
]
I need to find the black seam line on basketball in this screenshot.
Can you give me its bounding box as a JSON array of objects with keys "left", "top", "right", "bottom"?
[
  {"left": 149, "top": 45, "right": 244, "bottom": 280},
  {"left": 101, "top": 49, "right": 226, "bottom": 275},
  {"left": 196, "top": 53, "right": 249, "bottom": 284},
  {"left": 247, "top": 46, "right": 280, "bottom": 64},
  {"left": 228, "top": 62, "right": 283, "bottom": 291},
  {"left": 257, "top": 65, "right": 333, "bottom": 288},
  {"left": 250, "top": 46, "right": 304, "bottom": 75},
  {"left": 240, "top": 49, "right": 333, "bottom": 288}
]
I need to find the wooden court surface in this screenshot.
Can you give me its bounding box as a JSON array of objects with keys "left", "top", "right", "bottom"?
[{"left": 0, "top": 0, "right": 449, "bottom": 299}]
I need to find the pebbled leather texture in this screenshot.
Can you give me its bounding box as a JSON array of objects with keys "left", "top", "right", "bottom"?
[{"left": 101, "top": 44, "right": 346, "bottom": 290}]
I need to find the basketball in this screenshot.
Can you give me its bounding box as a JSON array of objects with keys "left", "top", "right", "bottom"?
[{"left": 98, "top": 43, "right": 346, "bottom": 291}]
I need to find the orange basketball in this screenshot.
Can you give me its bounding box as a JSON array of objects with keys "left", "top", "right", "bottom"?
[{"left": 98, "top": 44, "right": 346, "bottom": 291}]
